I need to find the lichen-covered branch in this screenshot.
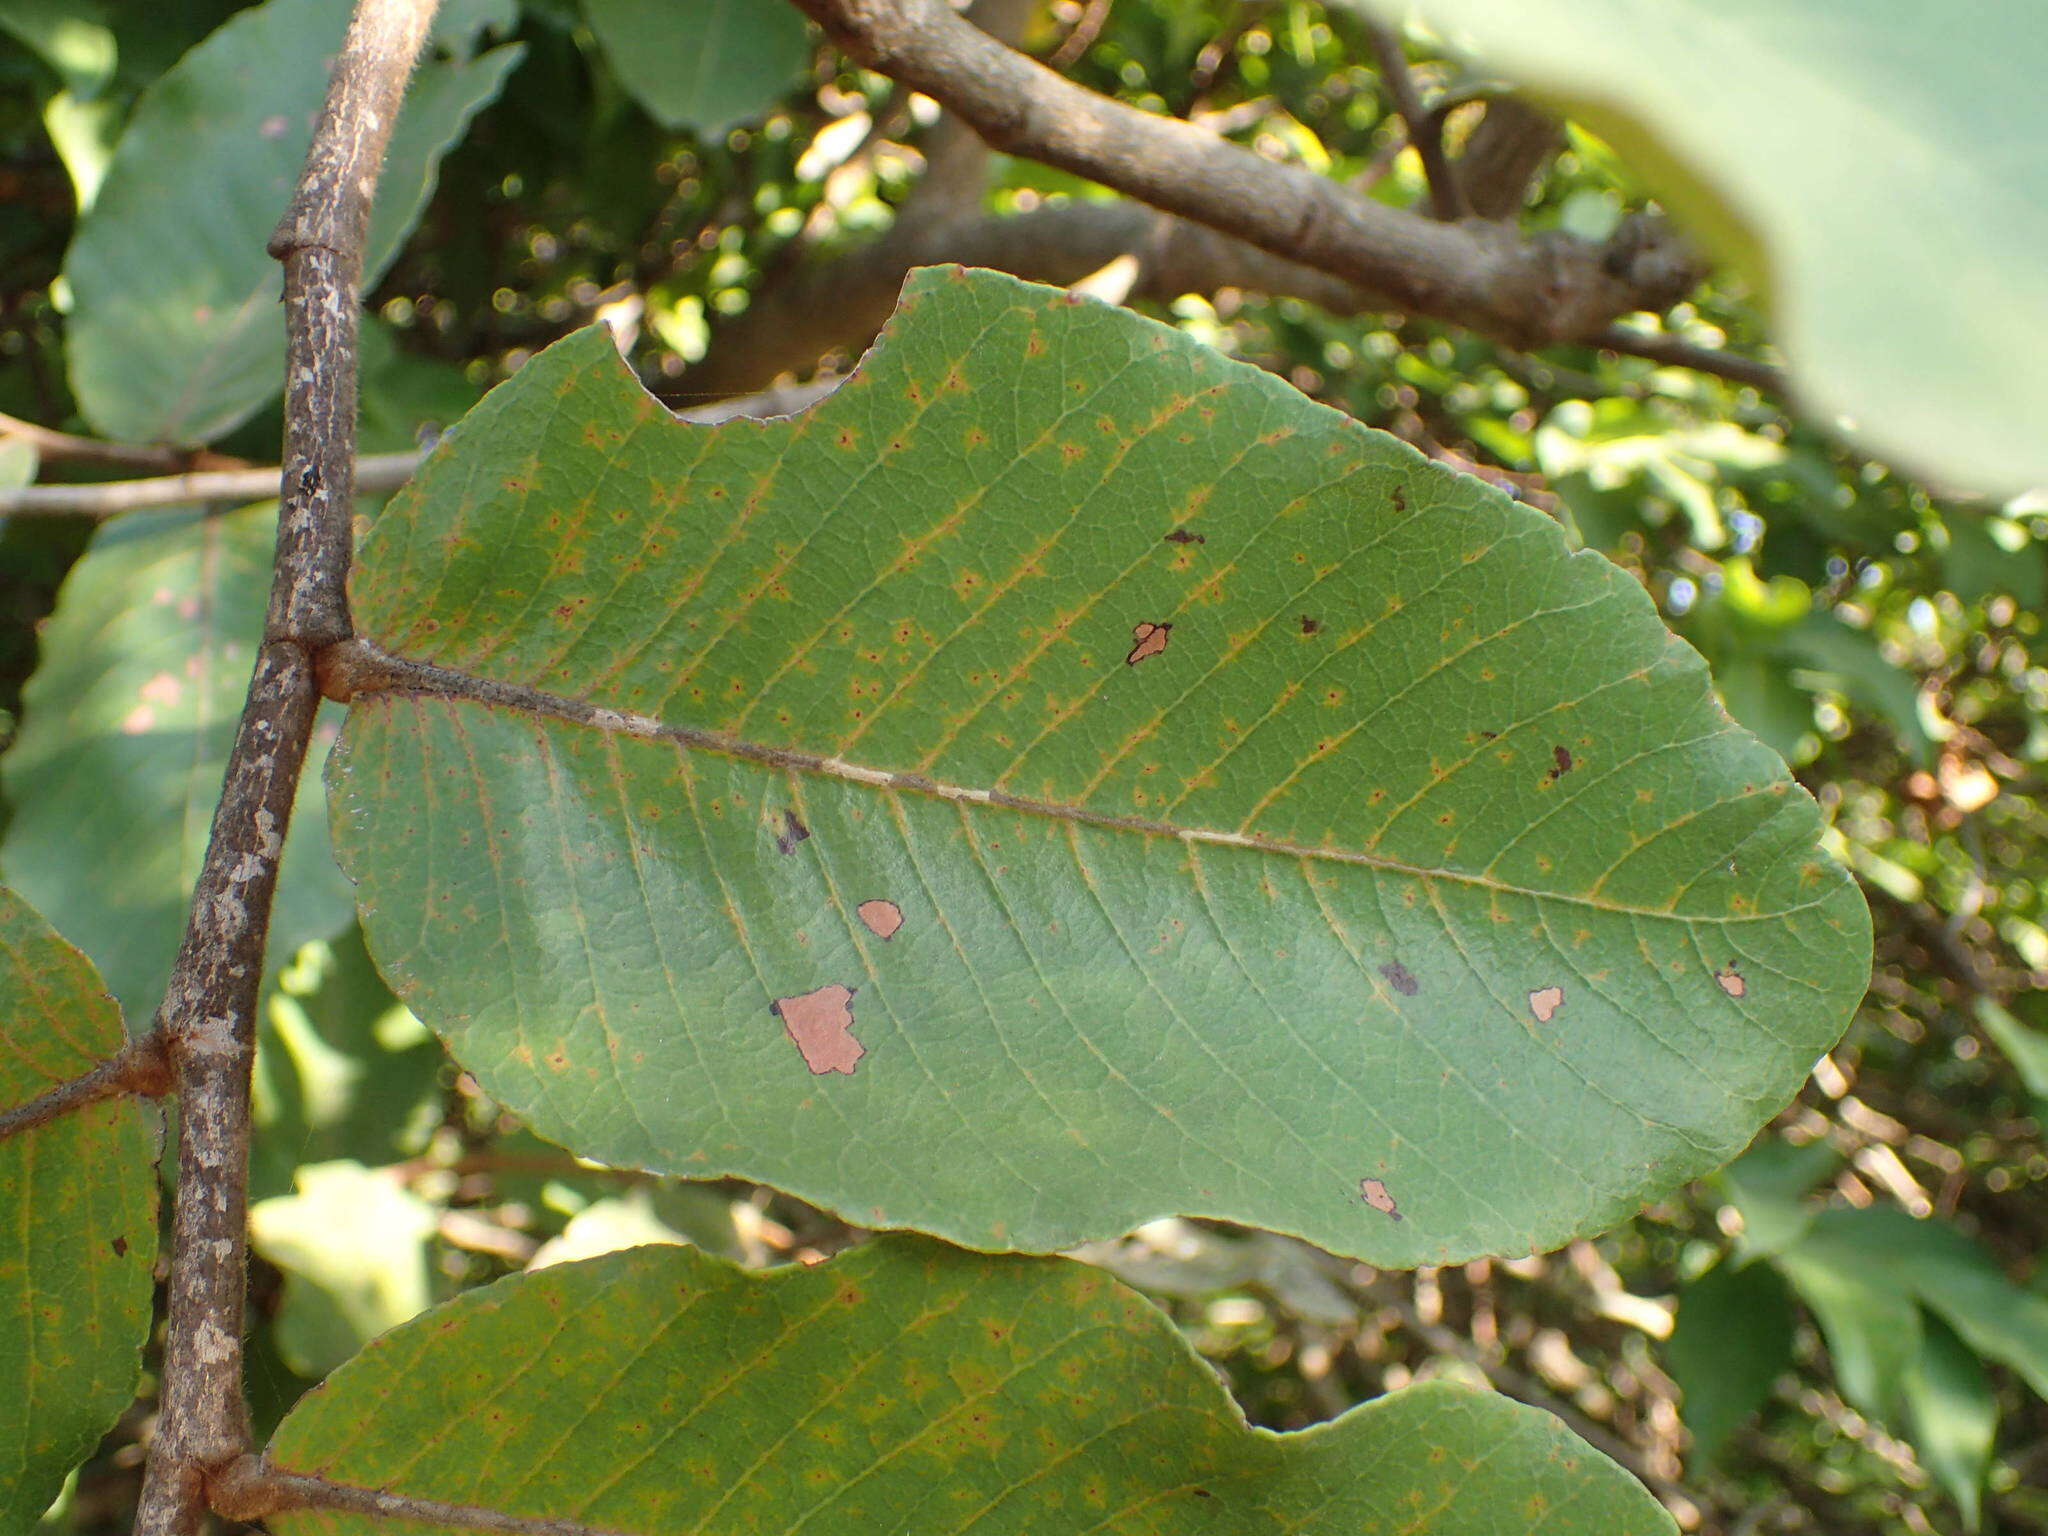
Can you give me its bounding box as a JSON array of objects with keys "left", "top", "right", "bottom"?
[{"left": 132, "top": 3, "right": 442, "bottom": 1533}]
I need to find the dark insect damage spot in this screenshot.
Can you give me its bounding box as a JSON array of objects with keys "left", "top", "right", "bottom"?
[
  {"left": 1378, "top": 961, "right": 1420, "bottom": 996},
  {"left": 110, "top": 1236, "right": 129, "bottom": 1258},
  {"left": 775, "top": 810, "right": 810, "bottom": 855},
  {"left": 1299, "top": 616, "right": 1321, "bottom": 635},
  {"left": 1163, "top": 528, "right": 1206, "bottom": 545},
  {"left": 1546, "top": 745, "right": 1575, "bottom": 783},
  {"left": 1359, "top": 1177, "right": 1402, "bottom": 1221},
  {"left": 1391, "top": 484, "right": 1407, "bottom": 513},
  {"left": 1126, "top": 621, "right": 1172, "bottom": 666}
]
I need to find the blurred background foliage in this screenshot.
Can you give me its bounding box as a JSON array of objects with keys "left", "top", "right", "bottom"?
[{"left": 1, "top": 0, "right": 2044, "bottom": 1532}]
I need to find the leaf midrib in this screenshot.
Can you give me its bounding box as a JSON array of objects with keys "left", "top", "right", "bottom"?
[{"left": 348, "top": 640, "right": 1833, "bottom": 926}]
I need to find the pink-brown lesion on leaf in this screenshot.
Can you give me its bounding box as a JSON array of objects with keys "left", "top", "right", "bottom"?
[
  {"left": 856, "top": 899, "right": 904, "bottom": 940},
  {"left": 1528, "top": 984, "right": 1565, "bottom": 1023},
  {"left": 1125, "top": 621, "right": 1172, "bottom": 665},
  {"left": 1714, "top": 963, "right": 1747, "bottom": 998},
  {"left": 771, "top": 984, "right": 865, "bottom": 1075},
  {"left": 1359, "top": 1177, "right": 1402, "bottom": 1221}
]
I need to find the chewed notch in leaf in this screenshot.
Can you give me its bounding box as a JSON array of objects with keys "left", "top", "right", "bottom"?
[{"left": 331, "top": 266, "right": 1869, "bottom": 1265}]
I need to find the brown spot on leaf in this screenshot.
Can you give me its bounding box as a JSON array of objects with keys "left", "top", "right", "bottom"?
[
  {"left": 771, "top": 984, "right": 864, "bottom": 1075},
  {"left": 1379, "top": 961, "right": 1420, "bottom": 996},
  {"left": 1359, "top": 1178, "right": 1402, "bottom": 1221},
  {"left": 1125, "top": 621, "right": 1172, "bottom": 666},
  {"left": 1714, "top": 964, "right": 1747, "bottom": 998},
  {"left": 857, "top": 899, "right": 904, "bottom": 940},
  {"left": 1299, "top": 616, "right": 1321, "bottom": 635},
  {"left": 1545, "top": 745, "right": 1575, "bottom": 783},
  {"left": 1528, "top": 985, "right": 1565, "bottom": 1024},
  {"left": 1392, "top": 484, "right": 1408, "bottom": 513},
  {"left": 1163, "top": 528, "right": 1206, "bottom": 545},
  {"left": 110, "top": 1235, "right": 128, "bottom": 1258},
  {"left": 774, "top": 810, "right": 810, "bottom": 855}
]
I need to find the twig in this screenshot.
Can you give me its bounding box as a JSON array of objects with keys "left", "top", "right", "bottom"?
[
  {"left": 0, "top": 410, "right": 248, "bottom": 472},
  {"left": 1361, "top": 19, "right": 1465, "bottom": 221},
  {"left": 132, "top": 3, "right": 441, "bottom": 1533},
  {"left": 1045, "top": 0, "right": 1110, "bottom": 70},
  {"left": 0, "top": 1032, "right": 174, "bottom": 1141},
  {"left": 0, "top": 453, "right": 420, "bottom": 517},
  {"left": 211, "top": 1458, "right": 640, "bottom": 1536},
  {"left": 790, "top": 0, "right": 1701, "bottom": 347},
  {"left": 1587, "top": 324, "right": 1784, "bottom": 393},
  {"left": 0, "top": 382, "right": 843, "bottom": 518}
]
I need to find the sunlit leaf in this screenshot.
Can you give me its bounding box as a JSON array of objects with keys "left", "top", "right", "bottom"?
[
  {"left": 266, "top": 1238, "right": 1674, "bottom": 1535},
  {"left": 330, "top": 267, "right": 1868, "bottom": 1264},
  {"left": 0, "top": 888, "right": 156, "bottom": 1531}
]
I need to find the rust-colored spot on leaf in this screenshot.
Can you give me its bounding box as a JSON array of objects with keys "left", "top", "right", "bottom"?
[
  {"left": 1359, "top": 1177, "right": 1402, "bottom": 1221},
  {"left": 1163, "top": 528, "right": 1205, "bottom": 545},
  {"left": 110, "top": 1235, "right": 129, "bottom": 1258},
  {"left": 857, "top": 899, "right": 904, "bottom": 940},
  {"left": 771, "top": 984, "right": 864, "bottom": 1075},
  {"left": 1379, "top": 961, "right": 1420, "bottom": 996},
  {"left": 1545, "top": 745, "right": 1575, "bottom": 783},
  {"left": 1299, "top": 615, "right": 1321, "bottom": 635},
  {"left": 1125, "top": 621, "right": 1172, "bottom": 666},
  {"left": 1528, "top": 985, "right": 1565, "bottom": 1023},
  {"left": 1714, "top": 964, "right": 1747, "bottom": 998},
  {"left": 774, "top": 810, "right": 810, "bottom": 855}
]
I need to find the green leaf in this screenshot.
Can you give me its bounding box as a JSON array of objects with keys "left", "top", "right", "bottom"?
[
  {"left": 250, "top": 1160, "right": 440, "bottom": 1379},
  {"left": 1382, "top": 0, "right": 2048, "bottom": 498},
  {"left": 0, "top": 888, "right": 157, "bottom": 1533},
  {"left": 1714, "top": 1135, "right": 1837, "bottom": 1261},
  {"left": 582, "top": 0, "right": 812, "bottom": 135},
  {"left": 61, "top": 0, "right": 522, "bottom": 446},
  {"left": 266, "top": 1238, "right": 1674, "bottom": 1536},
  {"left": 330, "top": 267, "right": 1868, "bottom": 1265},
  {"left": 1664, "top": 1258, "right": 1794, "bottom": 1465},
  {"left": 1975, "top": 996, "right": 2048, "bottom": 1101},
  {"left": 1787, "top": 1207, "right": 2048, "bottom": 1401},
  {"left": 0, "top": 504, "right": 354, "bottom": 1023},
  {"left": 1773, "top": 1236, "right": 1920, "bottom": 1420},
  {"left": 1901, "top": 1310, "right": 1996, "bottom": 1532}
]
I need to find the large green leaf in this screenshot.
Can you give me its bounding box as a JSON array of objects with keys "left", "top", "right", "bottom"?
[
  {"left": 61, "top": 0, "right": 521, "bottom": 446},
  {"left": 266, "top": 1238, "right": 1673, "bottom": 1535},
  {"left": 0, "top": 505, "right": 354, "bottom": 1024},
  {"left": 1663, "top": 1258, "right": 1794, "bottom": 1465},
  {"left": 582, "top": 0, "right": 813, "bottom": 135},
  {"left": 1385, "top": 0, "right": 2048, "bottom": 498},
  {"left": 0, "top": 888, "right": 157, "bottom": 1534},
  {"left": 329, "top": 267, "right": 1868, "bottom": 1264}
]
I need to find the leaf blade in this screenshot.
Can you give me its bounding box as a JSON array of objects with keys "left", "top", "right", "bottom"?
[{"left": 332, "top": 267, "right": 1869, "bottom": 1262}]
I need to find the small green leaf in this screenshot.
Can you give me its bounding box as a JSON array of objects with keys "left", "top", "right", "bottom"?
[
  {"left": 267, "top": 1238, "right": 1674, "bottom": 1535},
  {"left": 1975, "top": 996, "right": 2048, "bottom": 1100},
  {"left": 61, "top": 0, "right": 521, "bottom": 446},
  {"left": 582, "top": 0, "right": 812, "bottom": 135},
  {"left": 331, "top": 267, "right": 1868, "bottom": 1264},
  {"left": 1901, "top": 1310, "right": 1997, "bottom": 1532},
  {"left": 0, "top": 888, "right": 157, "bottom": 1532},
  {"left": 0, "top": 504, "right": 354, "bottom": 1024},
  {"left": 1714, "top": 1136, "right": 1837, "bottom": 1261},
  {"left": 1664, "top": 1258, "right": 1794, "bottom": 1464},
  {"left": 1378, "top": 0, "right": 2048, "bottom": 497}
]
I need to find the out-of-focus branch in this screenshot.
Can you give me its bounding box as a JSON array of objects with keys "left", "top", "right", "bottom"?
[
  {"left": 1362, "top": 18, "right": 1465, "bottom": 220},
  {"left": 789, "top": 0, "right": 1701, "bottom": 347},
  {"left": 0, "top": 410, "right": 248, "bottom": 471},
  {"left": 0, "top": 381, "right": 843, "bottom": 518},
  {"left": 1590, "top": 324, "right": 1784, "bottom": 393},
  {"left": 1454, "top": 96, "right": 1564, "bottom": 220}
]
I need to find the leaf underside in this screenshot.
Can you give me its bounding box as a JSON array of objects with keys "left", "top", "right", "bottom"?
[
  {"left": 330, "top": 266, "right": 1869, "bottom": 1264},
  {"left": 266, "top": 1237, "right": 1675, "bottom": 1536},
  {"left": 0, "top": 889, "right": 157, "bottom": 1533}
]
